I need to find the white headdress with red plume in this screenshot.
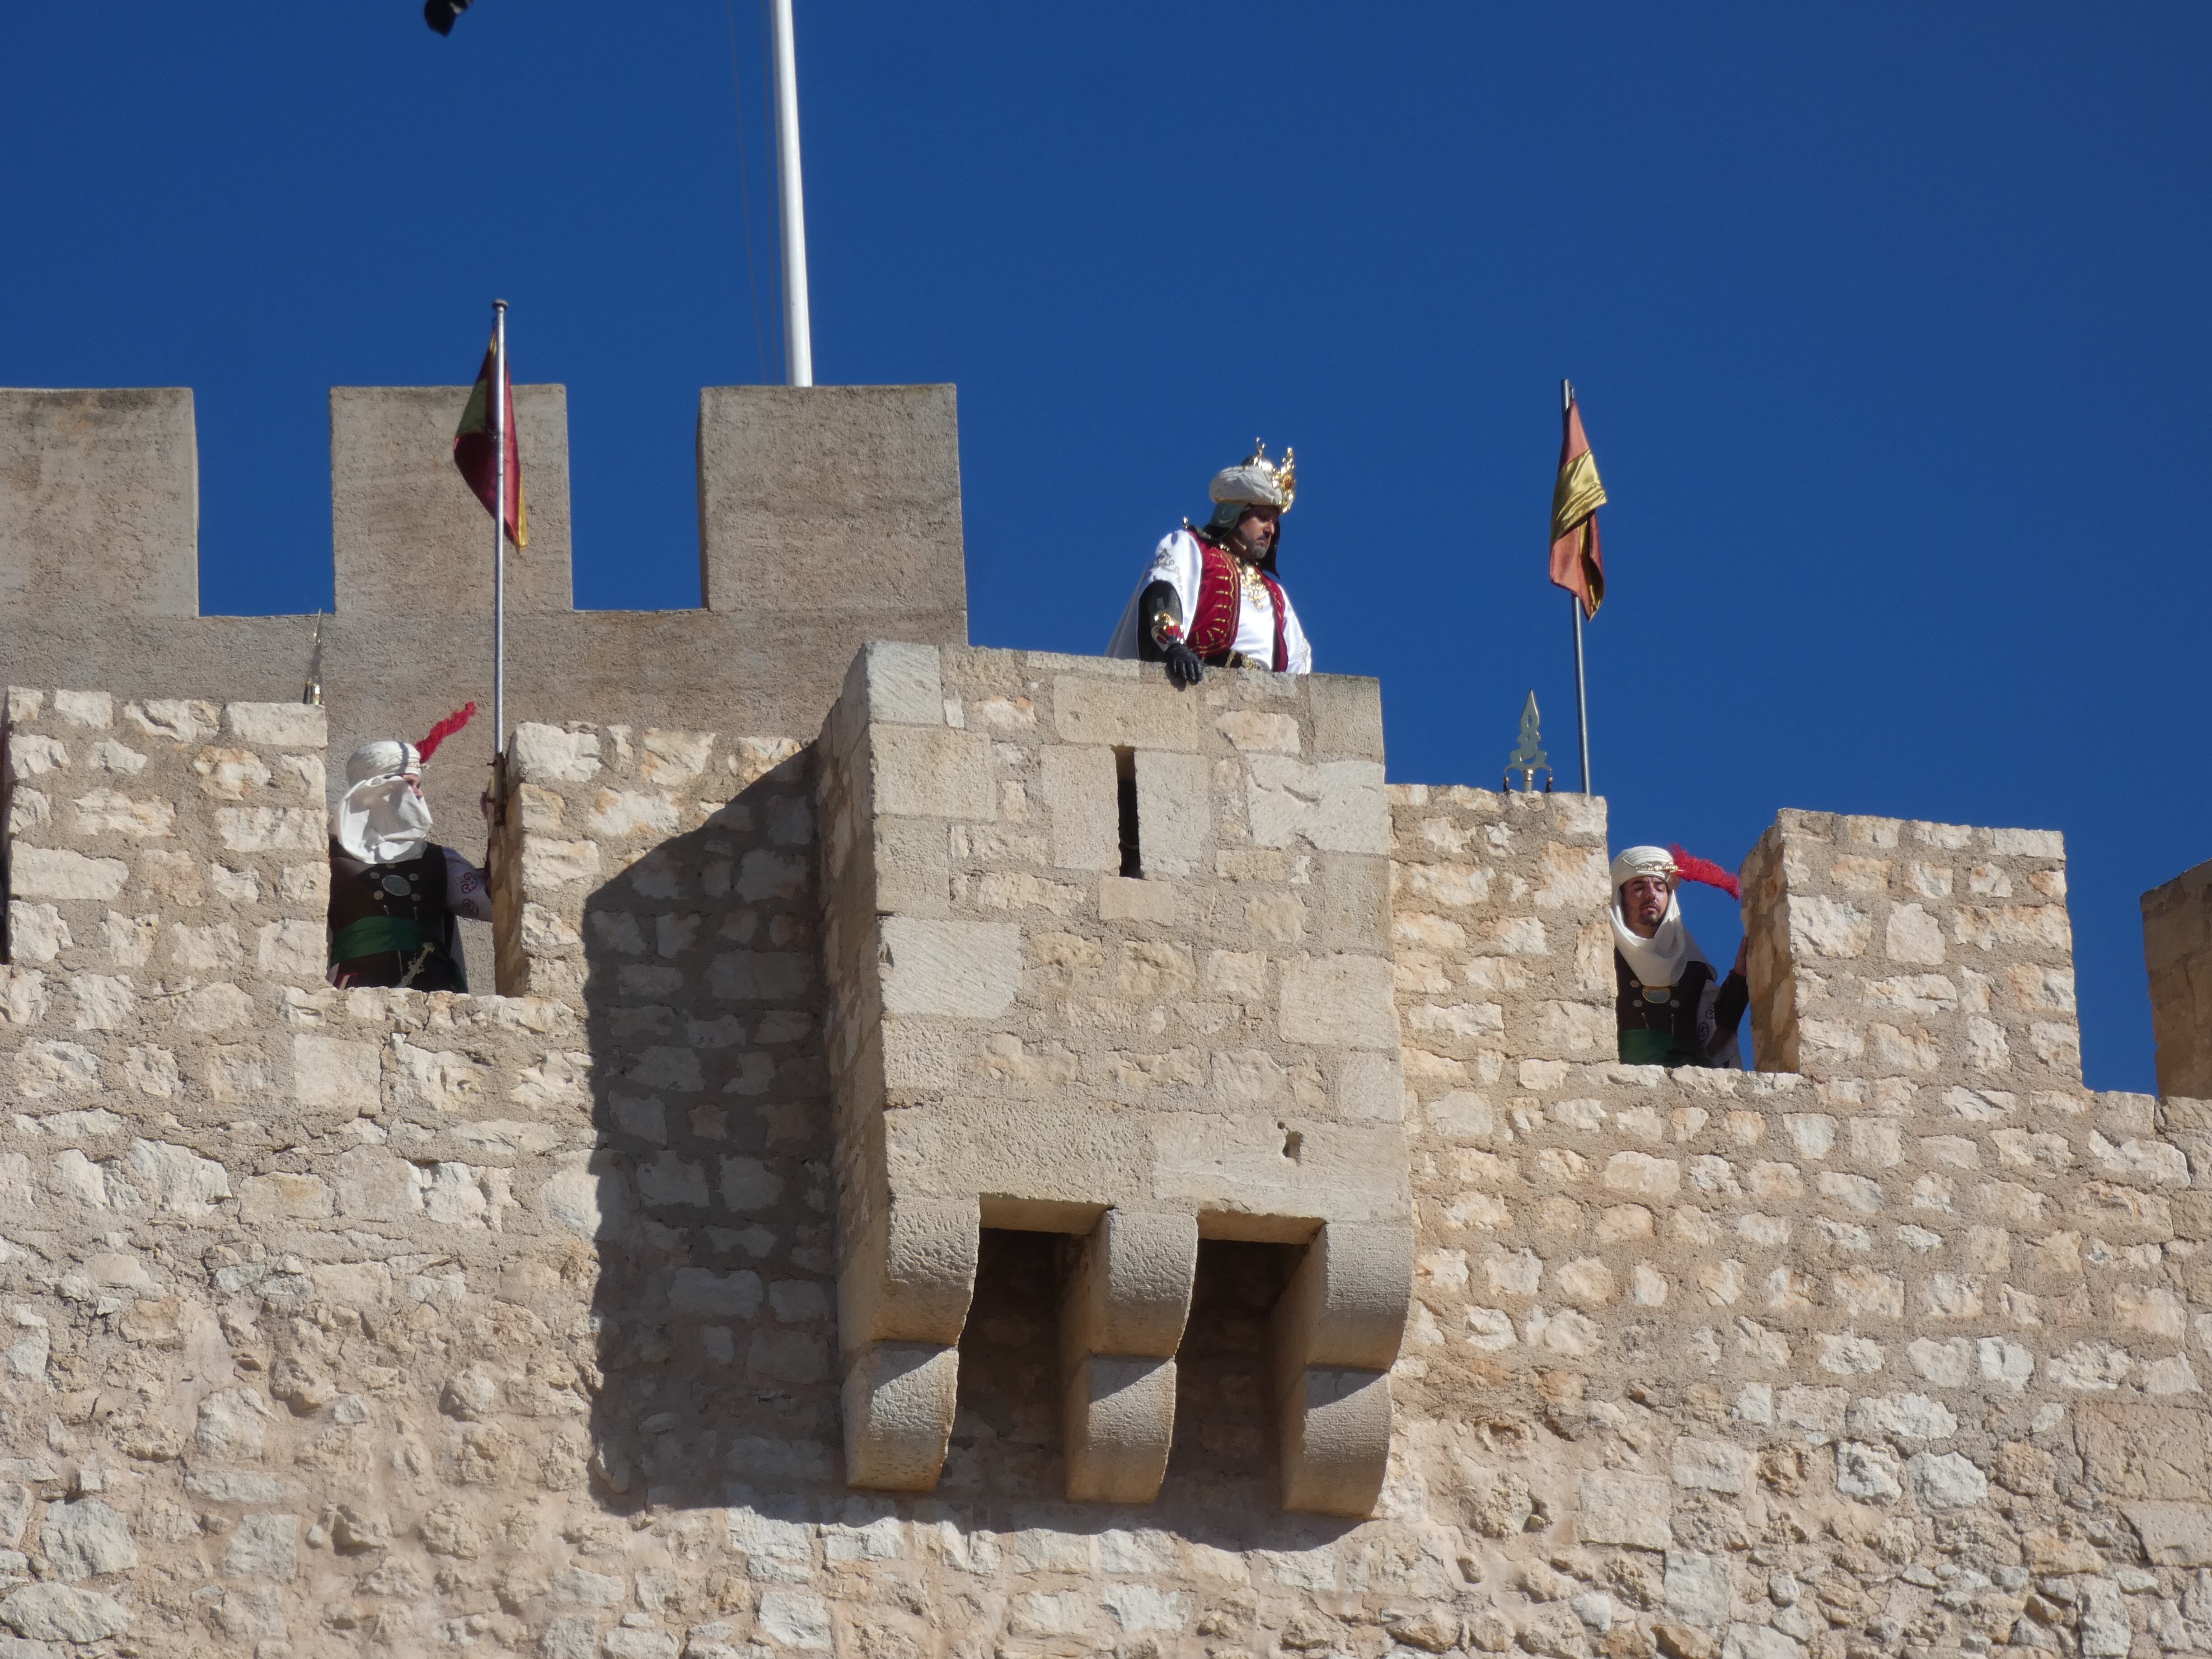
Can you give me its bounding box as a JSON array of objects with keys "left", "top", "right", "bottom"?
[
  {"left": 1608, "top": 842, "right": 1739, "bottom": 990},
  {"left": 335, "top": 703, "right": 474, "bottom": 866}
]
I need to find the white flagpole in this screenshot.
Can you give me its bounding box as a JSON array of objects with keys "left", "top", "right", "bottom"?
[
  {"left": 492, "top": 299, "right": 509, "bottom": 756},
  {"left": 768, "top": 0, "right": 813, "bottom": 386},
  {"left": 1564, "top": 378, "right": 1592, "bottom": 795}
]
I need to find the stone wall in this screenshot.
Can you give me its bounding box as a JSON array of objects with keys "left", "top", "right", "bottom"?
[{"left": 0, "top": 664, "right": 2205, "bottom": 1659}]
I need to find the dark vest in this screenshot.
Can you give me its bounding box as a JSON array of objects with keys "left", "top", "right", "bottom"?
[
  {"left": 1614, "top": 951, "right": 1716, "bottom": 1067},
  {"left": 328, "top": 839, "right": 466, "bottom": 993}
]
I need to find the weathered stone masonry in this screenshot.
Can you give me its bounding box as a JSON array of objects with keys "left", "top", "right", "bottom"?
[
  {"left": 0, "top": 651, "right": 2210, "bottom": 1659},
  {"left": 3, "top": 372, "right": 2212, "bottom": 1659}
]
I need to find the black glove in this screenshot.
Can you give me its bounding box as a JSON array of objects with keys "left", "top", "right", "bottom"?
[{"left": 1162, "top": 641, "right": 1204, "bottom": 688}]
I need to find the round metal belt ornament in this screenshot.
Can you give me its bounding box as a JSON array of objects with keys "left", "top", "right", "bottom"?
[{"left": 382, "top": 874, "right": 411, "bottom": 895}]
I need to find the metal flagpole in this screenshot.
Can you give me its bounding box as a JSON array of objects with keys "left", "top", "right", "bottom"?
[
  {"left": 768, "top": 0, "right": 813, "bottom": 386},
  {"left": 1564, "top": 378, "right": 1592, "bottom": 795},
  {"left": 492, "top": 299, "right": 509, "bottom": 757}
]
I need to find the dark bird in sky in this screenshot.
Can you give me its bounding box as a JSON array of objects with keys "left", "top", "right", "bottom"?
[{"left": 424, "top": 0, "right": 474, "bottom": 35}]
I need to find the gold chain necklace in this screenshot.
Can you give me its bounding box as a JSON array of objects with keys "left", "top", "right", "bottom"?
[{"left": 1232, "top": 552, "right": 1269, "bottom": 607}]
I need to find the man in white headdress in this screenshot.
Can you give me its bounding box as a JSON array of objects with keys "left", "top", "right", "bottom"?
[
  {"left": 1612, "top": 845, "right": 1748, "bottom": 1068},
  {"left": 328, "top": 704, "right": 492, "bottom": 992},
  {"left": 1107, "top": 441, "right": 1314, "bottom": 684}
]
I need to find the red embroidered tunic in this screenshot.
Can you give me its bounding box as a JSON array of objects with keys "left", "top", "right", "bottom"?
[
  {"left": 1184, "top": 539, "right": 1290, "bottom": 670},
  {"left": 1106, "top": 527, "right": 1313, "bottom": 672}
]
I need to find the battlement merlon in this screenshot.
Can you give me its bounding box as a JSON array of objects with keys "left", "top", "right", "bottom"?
[
  {"left": 2146, "top": 858, "right": 2212, "bottom": 1102},
  {"left": 0, "top": 383, "right": 967, "bottom": 852}
]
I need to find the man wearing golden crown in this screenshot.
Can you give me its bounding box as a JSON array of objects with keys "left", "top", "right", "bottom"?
[{"left": 1106, "top": 442, "right": 1314, "bottom": 684}]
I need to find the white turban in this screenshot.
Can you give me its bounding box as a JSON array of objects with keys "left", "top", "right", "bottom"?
[
  {"left": 335, "top": 740, "right": 434, "bottom": 866},
  {"left": 1208, "top": 444, "right": 1295, "bottom": 512},
  {"left": 1610, "top": 846, "right": 1677, "bottom": 890},
  {"left": 1610, "top": 845, "right": 1706, "bottom": 989}
]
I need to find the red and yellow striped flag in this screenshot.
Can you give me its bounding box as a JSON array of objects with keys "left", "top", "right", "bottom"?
[
  {"left": 1548, "top": 395, "right": 1605, "bottom": 618},
  {"left": 453, "top": 338, "right": 529, "bottom": 547}
]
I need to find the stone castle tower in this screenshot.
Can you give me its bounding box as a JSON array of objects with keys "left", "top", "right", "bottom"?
[{"left": 0, "top": 381, "right": 2209, "bottom": 1659}]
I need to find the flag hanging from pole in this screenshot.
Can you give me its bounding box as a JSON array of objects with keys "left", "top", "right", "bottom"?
[
  {"left": 453, "top": 338, "right": 529, "bottom": 547},
  {"left": 1548, "top": 394, "right": 1604, "bottom": 618}
]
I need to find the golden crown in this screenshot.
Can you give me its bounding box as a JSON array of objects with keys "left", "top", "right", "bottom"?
[{"left": 1248, "top": 439, "right": 1296, "bottom": 511}]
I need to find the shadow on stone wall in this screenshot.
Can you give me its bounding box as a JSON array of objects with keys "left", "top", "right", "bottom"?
[
  {"left": 580, "top": 750, "right": 841, "bottom": 1515},
  {"left": 569, "top": 744, "right": 1364, "bottom": 1547}
]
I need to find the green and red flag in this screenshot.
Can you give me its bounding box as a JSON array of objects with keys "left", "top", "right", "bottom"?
[
  {"left": 1548, "top": 394, "right": 1604, "bottom": 618},
  {"left": 453, "top": 337, "right": 528, "bottom": 547}
]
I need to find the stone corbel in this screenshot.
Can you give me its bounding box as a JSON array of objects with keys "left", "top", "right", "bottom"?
[
  {"left": 1058, "top": 1209, "right": 1199, "bottom": 1504},
  {"left": 1270, "top": 1220, "right": 1412, "bottom": 1516},
  {"left": 838, "top": 1196, "right": 979, "bottom": 1490}
]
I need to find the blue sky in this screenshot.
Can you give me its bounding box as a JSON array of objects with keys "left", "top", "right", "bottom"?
[{"left": 5, "top": 3, "right": 2205, "bottom": 1090}]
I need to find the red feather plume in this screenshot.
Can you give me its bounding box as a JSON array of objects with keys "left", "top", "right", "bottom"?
[
  {"left": 415, "top": 702, "right": 477, "bottom": 763},
  {"left": 1668, "top": 844, "right": 1741, "bottom": 901}
]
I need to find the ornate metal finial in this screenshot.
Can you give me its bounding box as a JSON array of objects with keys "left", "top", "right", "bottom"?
[
  {"left": 302, "top": 613, "right": 325, "bottom": 707},
  {"left": 1503, "top": 690, "right": 1550, "bottom": 792}
]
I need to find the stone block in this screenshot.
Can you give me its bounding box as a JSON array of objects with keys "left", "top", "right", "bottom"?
[
  {"left": 0, "top": 1583, "right": 132, "bottom": 1644},
  {"left": 510, "top": 722, "right": 603, "bottom": 785},
  {"left": 857, "top": 642, "right": 945, "bottom": 726},
  {"left": 1062, "top": 1354, "right": 1180, "bottom": 1505},
  {"left": 1039, "top": 746, "right": 1117, "bottom": 871},
  {"left": 1246, "top": 757, "right": 1388, "bottom": 854},
  {"left": 224, "top": 703, "right": 326, "bottom": 750},
  {"left": 51, "top": 689, "right": 111, "bottom": 729},
  {"left": 1052, "top": 676, "right": 1197, "bottom": 751},
  {"left": 879, "top": 919, "right": 1019, "bottom": 1017},
  {"left": 1132, "top": 750, "right": 1207, "bottom": 876},
  {"left": 1272, "top": 1221, "right": 1412, "bottom": 1376},
  {"left": 1277, "top": 1367, "right": 1392, "bottom": 1516},
  {"left": 39, "top": 1499, "right": 136, "bottom": 1581},
  {"left": 841, "top": 1342, "right": 961, "bottom": 1492},
  {"left": 10, "top": 847, "right": 129, "bottom": 902},
  {"left": 1061, "top": 1209, "right": 1198, "bottom": 1361},
  {"left": 1308, "top": 674, "right": 1384, "bottom": 761},
  {"left": 1578, "top": 1470, "right": 1672, "bottom": 1548},
  {"left": 1278, "top": 955, "right": 1397, "bottom": 1050},
  {"left": 1330, "top": 1050, "right": 1405, "bottom": 1122},
  {"left": 2075, "top": 1404, "right": 2212, "bottom": 1500},
  {"left": 873, "top": 727, "right": 993, "bottom": 820},
  {"left": 873, "top": 816, "right": 950, "bottom": 915},
  {"left": 1215, "top": 709, "right": 1300, "bottom": 754},
  {"left": 1099, "top": 876, "right": 1177, "bottom": 923},
  {"left": 1316, "top": 854, "right": 1390, "bottom": 948},
  {"left": 2123, "top": 1503, "right": 2212, "bottom": 1565},
  {"left": 838, "top": 1196, "right": 980, "bottom": 1354}
]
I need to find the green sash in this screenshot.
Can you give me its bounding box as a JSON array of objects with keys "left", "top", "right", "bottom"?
[
  {"left": 329, "top": 915, "right": 429, "bottom": 964},
  {"left": 1619, "top": 1028, "right": 1693, "bottom": 1068}
]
